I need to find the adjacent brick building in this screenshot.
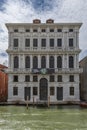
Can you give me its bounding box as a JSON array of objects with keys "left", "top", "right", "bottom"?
[
  {"left": 79, "top": 57, "right": 87, "bottom": 101},
  {"left": 0, "top": 64, "right": 8, "bottom": 102}
]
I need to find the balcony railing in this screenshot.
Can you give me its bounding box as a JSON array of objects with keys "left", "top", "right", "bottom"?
[
  {"left": 6, "top": 47, "right": 80, "bottom": 52},
  {"left": 6, "top": 68, "right": 83, "bottom": 74}
]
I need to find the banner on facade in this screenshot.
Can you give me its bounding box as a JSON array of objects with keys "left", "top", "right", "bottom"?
[{"left": 32, "top": 68, "right": 55, "bottom": 74}]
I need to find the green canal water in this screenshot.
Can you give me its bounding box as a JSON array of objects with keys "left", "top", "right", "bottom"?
[{"left": 0, "top": 105, "right": 87, "bottom": 130}]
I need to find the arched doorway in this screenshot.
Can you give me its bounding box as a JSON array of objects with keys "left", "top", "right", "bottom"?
[{"left": 40, "top": 78, "right": 48, "bottom": 100}]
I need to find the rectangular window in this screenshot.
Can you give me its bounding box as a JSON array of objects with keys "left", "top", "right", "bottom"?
[
  {"left": 33, "top": 29, "right": 37, "bottom": 32},
  {"left": 50, "top": 39, "right": 54, "bottom": 47},
  {"left": 57, "top": 29, "right": 62, "bottom": 32},
  {"left": 14, "top": 29, "right": 18, "bottom": 32},
  {"left": 69, "top": 29, "right": 73, "bottom": 32},
  {"left": 57, "top": 39, "right": 62, "bottom": 47},
  {"left": 26, "top": 29, "right": 30, "bottom": 32},
  {"left": 69, "top": 75, "right": 74, "bottom": 82},
  {"left": 13, "top": 75, "right": 18, "bottom": 82},
  {"left": 69, "top": 39, "right": 73, "bottom": 47},
  {"left": 50, "top": 87, "right": 55, "bottom": 95},
  {"left": 50, "top": 29, "right": 54, "bottom": 32},
  {"left": 33, "top": 76, "right": 38, "bottom": 82},
  {"left": 57, "top": 75, "right": 62, "bottom": 82},
  {"left": 25, "top": 39, "right": 30, "bottom": 47},
  {"left": 70, "top": 87, "right": 74, "bottom": 95},
  {"left": 33, "top": 87, "right": 38, "bottom": 95},
  {"left": 41, "top": 39, "right": 46, "bottom": 47},
  {"left": 13, "top": 87, "right": 18, "bottom": 95},
  {"left": 50, "top": 75, "right": 54, "bottom": 82},
  {"left": 42, "top": 29, "right": 46, "bottom": 32},
  {"left": 33, "top": 39, "right": 38, "bottom": 47},
  {"left": 25, "top": 75, "right": 30, "bottom": 82},
  {"left": 13, "top": 39, "right": 18, "bottom": 47}
]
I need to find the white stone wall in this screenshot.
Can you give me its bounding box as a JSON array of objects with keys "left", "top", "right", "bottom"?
[{"left": 6, "top": 22, "right": 82, "bottom": 103}]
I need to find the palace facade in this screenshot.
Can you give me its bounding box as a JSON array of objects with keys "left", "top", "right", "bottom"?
[{"left": 6, "top": 19, "right": 82, "bottom": 103}]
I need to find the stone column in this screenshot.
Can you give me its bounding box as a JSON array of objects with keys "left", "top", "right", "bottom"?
[
  {"left": 30, "top": 55, "right": 32, "bottom": 69},
  {"left": 55, "top": 55, "right": 57, "bottom": 69},
  {"left": 62, "top": 55, "right": 65, "bottom": 68},
  {"left": 47, "top": 55, "right": 49, "bottom": 68},
  {"left": 38, "top": 55, "right": 41, "bottom": 68}
]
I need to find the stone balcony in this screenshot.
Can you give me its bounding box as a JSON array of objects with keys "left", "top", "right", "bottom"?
[
  {"left": 6, "top": 47, "right": 81, "bottom": 54},
  {"left": 5, "top": 68, "right": 83, "bottom": 74}
]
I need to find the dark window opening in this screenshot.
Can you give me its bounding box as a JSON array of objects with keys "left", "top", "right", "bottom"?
[
  {"left": 50, "top": 29, "right": 54, "bottom": 32},
  {"left": 13, "top": 75, "right": 18, "bottom": 82},
  {"left": 69, "top": 56, "right": 74, "bottom": 68},
  {"left": 49, "top": 56, "right": 54, "bottom": 68},
  {"left": 42, "top": 29, "right": 46, "bottom": 32},
  {"left": 26, "top": 29, "right": 30, "bottom": 32},
  {"left": 33, "top": 39, "right": 38, "bottom": 47},
  {"left": 25, "top": 56, "right": 30, "bottom": 68},
  {"left": 33, "top": 76, "right": 38, "bottom": 82},
  {"left": 50, "top": 39, "right": 54, "bottom": 47},
  {"left": 33, "top": 87, "right": 38, "bottom": 95},
  {"left": 33, "top": 29, "right": 37, "bottom": 32},
  {"left": 13, "top": 87, "right": 18, "bottom": 95},
  {"left": 57, "top": 39, "right": 62, "bottom": 47},
  {"left": 50, "top": 75, "right": 54, "bottom": 82},
  {"left": 25, "top": 39, "right": 30, "bottom": 47},
  {"left": 14, "top": 29, "right": 18, "bottom": 32},
  {"left": 50, "top": 87, "right": 55, "bottom": 95},
  {"left": 69, "top": 29, "right": 73, "bottom": 32},
  {"left": 41, "top": 39, "right": 46, "bottom": 47},
  {"left": 57, "top": 75, "right": 62, "bottom": 82},
  {"left": 33, "top": 56, "right": 38, "bottom": 69},
  {"left": 70, "top": 87, "right": 74, "bottom": 95},
  {"left": 69, "top": 39, "right": 73, "bottom": 47},
  {"left": 57, "top": 56, "right": 62, "bottom": 68},
  {"left": 57, "top": 29, "right": 62, "bottom": 32},
  {"left": 41, "top": 56, "right": 46, "bottom": 68},
  {"left": 14, "top": 56, "right": 19, "bottom": 68},
  {"left": 13, "top": 39, "right": 18, "bottom": 47},
  {"left": 69, "top": 75, "right": 74, "bottom": 82},
  {"left": 25, "top": 75, "right": 30, "bottom": 82}
]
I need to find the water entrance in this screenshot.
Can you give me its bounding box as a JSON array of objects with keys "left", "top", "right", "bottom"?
[
  {"left": 57, "top": 87, "right": 63, "bottom": 100},
  {"left": 40, "top": 78, "right": 48, "bottom": 100},
  {"left": 24, "top": 87, "right": 31, "bottom": 100}
]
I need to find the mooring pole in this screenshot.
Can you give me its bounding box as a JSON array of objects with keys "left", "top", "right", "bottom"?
[
  {"left": 26, "top": 96, "right": 29, "bottom": 109},
  {"left": 33, "top": 96, "right": 35, "bottom": 107},
  {"left": 48, "top": 96, "right": 50, "bottom": 108}
]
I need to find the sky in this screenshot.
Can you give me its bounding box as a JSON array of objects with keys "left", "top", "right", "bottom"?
[{"left": 0, "top": 0, "right": 87, "bottom": 66}]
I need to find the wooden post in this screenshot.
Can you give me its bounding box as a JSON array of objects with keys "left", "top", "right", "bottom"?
[
  {"left": 48, "top": 96, "right": 50, "bottom": 108},
  {"left": 33, "top": 96, "right": 35, "bottom": 107},
  {"left": 26, "top": 96, "right": 29, "bottom": 109}
]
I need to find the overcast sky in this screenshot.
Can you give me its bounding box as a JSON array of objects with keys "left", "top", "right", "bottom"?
[{"left": 0, "top": 0, "right": 87, "bottom": 65}]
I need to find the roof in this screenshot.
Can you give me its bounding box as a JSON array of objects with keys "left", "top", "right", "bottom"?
[
  {"left": 79, "top": 56, "right": 87, "bottom": 63},
  {"left": 0, "top": 64, "right": 8, "bottom": 69},
  {"left": 5, "top": 22, "right": 82, "bottom": 29}
]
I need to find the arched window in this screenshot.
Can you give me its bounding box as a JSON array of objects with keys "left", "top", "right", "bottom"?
[
  {"left": 41, "top": 56, "right": 46, "bottom": 68},
  {"left": 33, "top": 56, "right": 38, "bottom": 69},
  {"left": 49, "top": 56, "right": 54, "bottom": 68},
  {"left": 25, "top": 56, "right": 30, "bottom": 68},
  {"left": 14, "top": 56, "right": 19, "bottom": 68},
  {"left": 69, "top": 56, "right": 74, "bottom": 68},
  {"left": 57, "top": 56, "right": 62, "bottom": 68}
]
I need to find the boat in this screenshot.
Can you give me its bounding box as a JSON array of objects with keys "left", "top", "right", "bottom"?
[{"left": 80, "top": 102, "right": 87, "bottom": 108}]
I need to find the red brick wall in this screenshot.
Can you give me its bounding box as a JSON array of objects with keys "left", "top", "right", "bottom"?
[{"left": 0, "top": 65, "right": 8, "bottom": 102}]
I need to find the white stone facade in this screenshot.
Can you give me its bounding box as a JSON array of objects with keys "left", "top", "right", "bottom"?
[{"left": 6, "top": 20, "right": 82, "bottom": 103}]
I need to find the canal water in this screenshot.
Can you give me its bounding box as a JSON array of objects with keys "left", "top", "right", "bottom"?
[{"left": 0, "top": 105, "right": 87, "bottom": 130}]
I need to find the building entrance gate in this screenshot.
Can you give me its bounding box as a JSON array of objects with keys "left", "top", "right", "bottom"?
[{"left": 40, "top": 78, "right": 48, "bottom": 100}]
